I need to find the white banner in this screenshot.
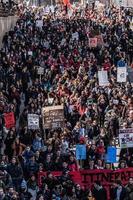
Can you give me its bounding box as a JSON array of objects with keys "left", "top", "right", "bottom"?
[
  {"left": 98, "top": 70, "right": 109, "bottom": 86},
  {"left": 117, "top": 67, "right": 127, "bottom": 83},
  {"left": 119, "top": 129, "right": 133, "bottom": 148},
  {"left": 28, "top": 114, "right": 39, "bottom": 130}
]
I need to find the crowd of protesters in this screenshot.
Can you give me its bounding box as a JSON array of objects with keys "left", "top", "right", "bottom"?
[
  {"left": 0, "top": 2, "right": 133, "bottom": 200},
  {"left": 0, "top": 0, "right": 19, "bottom": 16}
]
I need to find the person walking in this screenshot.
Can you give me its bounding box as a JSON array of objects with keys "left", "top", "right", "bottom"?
[{"left": 92, "top": 181, "right": 107, "bottom": 200}]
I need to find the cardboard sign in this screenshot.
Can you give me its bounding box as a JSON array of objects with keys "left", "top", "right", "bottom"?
[
  {"left": 4, "top": 112, "right": 15, "bottom": 129},
  {"left": 36, "top": 20, "right": 43, "bottom": 28},
  {"left": 42, "top": 105, "right": 64, "bottom": 129},
  {"left": 119, "top": 128, "right": 133, "bottom": 148},
  {"left": 117, "top": 67, "right": 127, "bottom": 82},
  {"left": 106, "top": 146, "right": 116, "bottom": 163},
  {"left": 28, "top": 114, "right": 39, "bottom": 130},
  {"left": 38, "top": 67, "right": 44, "bottom": 75},
  {"left": 98, "top": 70, "right": 109, "bottom": 86},
  {"left": 89, "top": 38, "right": 97, "bottom": 48},
  {"left": 76, "top": 144, "right": 86, "bottom": 160}
]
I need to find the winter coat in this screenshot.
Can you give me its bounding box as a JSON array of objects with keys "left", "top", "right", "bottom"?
[{"left": 125, "top": 184, "right": 133, "bottom": 200}]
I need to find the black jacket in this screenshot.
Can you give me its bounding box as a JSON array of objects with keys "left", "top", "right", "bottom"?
[
  {"left": 110, "top": 186, "right": 127, "bottom": 200},
  {"left": 92, "top": 187, "right": 107, "bottom": 200},
  {"left": 7, "top": 164, "right": 23, "bottom": 180}
]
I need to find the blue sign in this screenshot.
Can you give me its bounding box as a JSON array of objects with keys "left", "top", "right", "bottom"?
[
  {"left": 106, "top": 146, "right": 116, "bottom": 163},
  {"left": 117, "top": 59, "right": 127, "bottom": 68},
  {"left": 76, "top": 144, "right": 86, "bottom": 160}
]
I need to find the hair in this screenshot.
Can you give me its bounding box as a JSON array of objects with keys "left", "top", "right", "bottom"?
[
  {"left": 116, "top": 180, "right": 122, "bottom": 185},
  {"left": 94, "top": 181, "right": 101, "bottom": 186},
  {"left": 11, "top": 156, "right": 20, "bottom": 165}
]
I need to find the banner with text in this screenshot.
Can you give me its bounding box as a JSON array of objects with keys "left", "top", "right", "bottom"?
[{"left": 38, "top": 168, "right": 133, "bottom": 200}]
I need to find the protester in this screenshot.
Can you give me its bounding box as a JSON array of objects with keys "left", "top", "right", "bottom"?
[
  {"left": 92, "top": 181, "right": 107, "bottom": 200},
  {"left": 125, "top": 177, "right": 133, "bottom": 200},
  {"left": 110, "top": 180, "right": 127, "bottom": 200}
]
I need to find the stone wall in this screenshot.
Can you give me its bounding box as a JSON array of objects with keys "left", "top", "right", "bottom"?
[{"left": 0, "top": 15, "right": 18, "bottom": 47}]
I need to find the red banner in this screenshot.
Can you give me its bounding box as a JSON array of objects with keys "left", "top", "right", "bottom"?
[
  {"left": 4, "top": 112, "right": 15, "bottom": 129},
  {"left": 38, "top": 168, "right": 133, "bottom": 200}
]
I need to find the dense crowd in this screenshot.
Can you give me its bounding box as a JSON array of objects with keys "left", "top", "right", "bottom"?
[
  {"left": 0, "top": 2, "right": 133, "bottom": 200},
  {"left": 0, "top": 0, "right": 19, "bottom": 15}
]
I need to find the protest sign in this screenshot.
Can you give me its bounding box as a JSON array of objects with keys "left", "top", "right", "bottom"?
[
  {"left": 37, "top": 67, "right": 44, "bottom": 75},
  {"left": 72, "top": 32, "right": 79, "bottom": 40},
  {"left": 95, "top": 35, "right": 104, "bottom": 46},
  {"left": 42, "top": 105, "right": 64, "bottom": 129},
  {"left": 89, "top": 38, "right": 97, "bottom": 48},
  {"left": 119, "top": 128, "right": 133, "bottom": 148},
  {"left": 98, "top": 70, "right": 109, "bottom": 86},
  {"left": 4, "top": 112, "right": 15, "bottom": 129},
  {"left": 28, "top": 114, "right": 39, "bottom": 130},
  {"left": 76, "top": 144, "right": 86, "bottom": 160},
  {"left": 36, "top": 20, "right": 43, "bottom": 28},
  {"left": 117, "top": 59, "right": 127, "bottom": 68},
  {"left": 117, "top": 67, "right": 127, "bottom": 82},
  {"left": 28, "top": 51, "right": 33, "bottom": 56},
  {"left": 106, "top": 146, "right": 116, "bottom": 163},
  {"left": 38, "top": 168, "right": 133, "bottom": 200}
]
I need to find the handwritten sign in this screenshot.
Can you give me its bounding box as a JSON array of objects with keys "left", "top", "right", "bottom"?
[
  {"left": 42, "top": 105, "right": 64, "bottom": 129},
  {"left": 98, "top": 70, "right": 109, "bottom": 86},
  {"left": 117, "top": 67, "right": 127, "bottom": 82},
  {"left": 28, "top": 114, "right": 39, "bottom": 130}
]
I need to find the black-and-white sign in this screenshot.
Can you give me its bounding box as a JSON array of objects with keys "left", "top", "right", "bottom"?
[{"left": 28, "top": 114, "right": 39, "bottom": 130}]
